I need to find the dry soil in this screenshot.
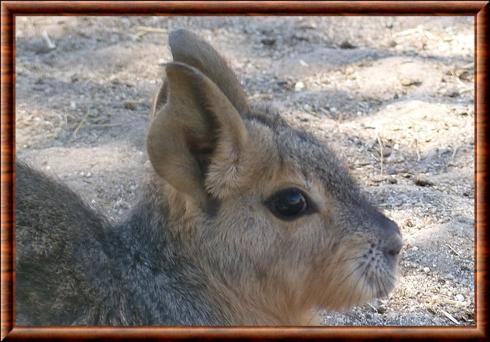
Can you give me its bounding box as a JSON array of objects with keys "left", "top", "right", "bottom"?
[{"left": 16, "top": 16, "right": 475, "bottom": 326}]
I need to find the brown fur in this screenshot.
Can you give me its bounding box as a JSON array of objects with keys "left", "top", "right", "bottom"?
[
  {"left": 16, "top": 29, "right": 402, "bottom": 326},
  {"left": 146, "top": 30, "right": 402, "bottom": 325}
]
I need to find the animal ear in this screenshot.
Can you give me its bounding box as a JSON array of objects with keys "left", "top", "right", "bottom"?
[
  {"left": 147, "top": 62, "right": 248, "bottom": 207},
  {"left": 169, "top": 29, "right": 249, "bottom": 115}
]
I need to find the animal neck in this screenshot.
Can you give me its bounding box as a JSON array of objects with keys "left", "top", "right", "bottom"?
[
  {"left": 125, "top": 176, "right": 317, "bottom": 326},
  {"left": 199, "top": 272, "right": 320, "bottom": 325},
  {"left": 115, "top": 183, "right": 223, "bottom": 325}
]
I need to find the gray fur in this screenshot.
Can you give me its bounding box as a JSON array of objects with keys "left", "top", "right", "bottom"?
[
  {"left": 16, "top": 163, "right": 224, "bottom": 325},
  {"left": 16, "top": 29, "right": 402, "bottom": 326}
]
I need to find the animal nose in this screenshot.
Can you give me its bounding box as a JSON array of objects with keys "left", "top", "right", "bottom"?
[
  {"left": 381, "top": 217, "right": 400, "bottom": 235},
  {"left": 380, "top": 218, "right": 403, "bottom": 258},
  {"left": 380, "top": 217, "right": 403, "bottom": 258},
  {"left": 384, "top": 233, "right": 403, "bottom": 257}
]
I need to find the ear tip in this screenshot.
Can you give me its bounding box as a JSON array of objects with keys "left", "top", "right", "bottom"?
[
  {"left": 165, "top": 62, "right": 206, "bottom": 86},
  {"left": 169, "top": 29, "right": 198, "bottom": 48}
]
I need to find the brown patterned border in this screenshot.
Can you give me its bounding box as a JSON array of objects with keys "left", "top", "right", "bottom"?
[{"left": 1, "top": 1, "right": 488, "bottom": 341}]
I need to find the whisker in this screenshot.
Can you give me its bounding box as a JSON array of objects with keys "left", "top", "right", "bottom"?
[
  {"left": 335, "top": 261, "right": 366, "bottom": 288},
  {"left": 350, "top": 263, "right": 369, "bottom": 307},
  {"left": 338, "top": 254, "right": 367, "bottom": 264},
  {"left": 377, "top": 275, "right": 385, "bottom": 297},
  {"left": 379, "top": 272, "right": 388, "bottom": 296},
  {"left": 327, "top": 261, "right": 366, "bottom": 305}
]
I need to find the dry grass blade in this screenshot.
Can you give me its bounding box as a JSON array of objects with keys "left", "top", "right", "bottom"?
[
  {"left": 446, "top": 244, "right": 461, "bottom": 257},
  {"left": 376, "top": 131, "right": 384, "bottom": 175},
  {"left": 135, "top": 26, "right": 168, "bottom": 34},
  {"left": 42, "top": 30, "right": 56, "bottom": 50},
  {"left": 71, "top": 111, "right": 91, "bottom": 140},
  {"left": 440, "top": 309, "right": 460, "bottom": 325}
]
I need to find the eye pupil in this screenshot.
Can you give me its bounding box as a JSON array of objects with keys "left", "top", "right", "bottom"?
[
  {"left": 266, "top": 188, "right": 308, "bottom": 220},
  {"left": 276, "top": 192, "right": 303, "bottom": 214}
]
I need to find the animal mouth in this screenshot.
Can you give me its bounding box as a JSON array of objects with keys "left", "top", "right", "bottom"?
[
  {"left": 335, "top": 252, "right": 399, "bottom": 308},
  {"left": 369, "top": 266, "right": 397, "bottom": 299},
  {"left": 369, "top": 254, "right": 399, "bottom": 296}
]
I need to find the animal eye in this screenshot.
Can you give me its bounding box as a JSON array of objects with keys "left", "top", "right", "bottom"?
[{"left": 265, "top": 188, "right": 310, "bottom": 221}]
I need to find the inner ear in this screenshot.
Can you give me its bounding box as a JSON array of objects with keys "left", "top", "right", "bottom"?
[
  {"left": 188, "top": 128, "right": 217, "bottom": 176},
  {"left": 147, "top": 62, "right": 248, "bottom": 207}
]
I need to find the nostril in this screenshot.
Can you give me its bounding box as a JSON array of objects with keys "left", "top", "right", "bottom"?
[
  {"left": 386, "top": 246, "right": 401, "bottom": 257},
  {"left": 372, "top": 209, "right": 403, "bottom": 258},
  {"left": 383, "top": 235, "right": 403, "bottom": 259}
]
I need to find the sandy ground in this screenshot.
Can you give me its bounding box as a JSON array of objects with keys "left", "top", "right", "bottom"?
[{"left": 15, "top": 16, "right": 475, "bottom": 326}]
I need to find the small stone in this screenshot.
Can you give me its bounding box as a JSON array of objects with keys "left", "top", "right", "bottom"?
[
  {"left": 292, "top": 33, "right": 309, "bottom": 42},
  {"left": 377, "top": 305, "right": 387, "bottom": 314},
  {"left": 124, "top": 101, "right": 137, "bottom": 110},
  {"left": 340, "top": 41, "right": 356, "bottom": 49},
  {"left": 70, "top": 101, "right": 77, "bottom": 110},
  {"left": 405, "top": 219, "right": 415, "bottom": 227},
  {"left": 299, "top": 23, "right": 317, "bottom": 30},
  {"left": 414, "top": 175, "right": 435, "bottom": 187},
  {"left": 294, "top": 81, "right": 305, "bottom": 91},
  {"left": 455, "top": 294, "right": 465, "bottom": 302},
  {"left": 277, "top": 80, "right": 292, "bottom": 89},
  {"left": 299, "top": 59, "right": 309, "bottom": 67},
  {"left": 458, "top": 70, "right": 472, "bottom": 82},
  {"left": 387, "top": 177, "right": 397, "bottom": 184},
  {"left": 260, "top": 37, "right": 276, "bottom": 46},
  {"left": 382, "top": 146, "right": 392, "bottom": 157},
  {"left": 401, "top": 78, "right": 422, "bottom": 87},
  {"left": 110, "top": 77, "right": 121, "bottom": 85},
  {"left": 423, "top": 267, "right": 430, "bottom": 273}
]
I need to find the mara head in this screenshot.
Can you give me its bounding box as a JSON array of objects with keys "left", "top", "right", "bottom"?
[{"left": 147, "top": 29, "right": 402, "bottom": 322}]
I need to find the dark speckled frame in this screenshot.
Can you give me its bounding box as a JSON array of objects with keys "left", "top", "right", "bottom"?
[{"left": 1, "top": 1, "right": 488, "bottom": 340}]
